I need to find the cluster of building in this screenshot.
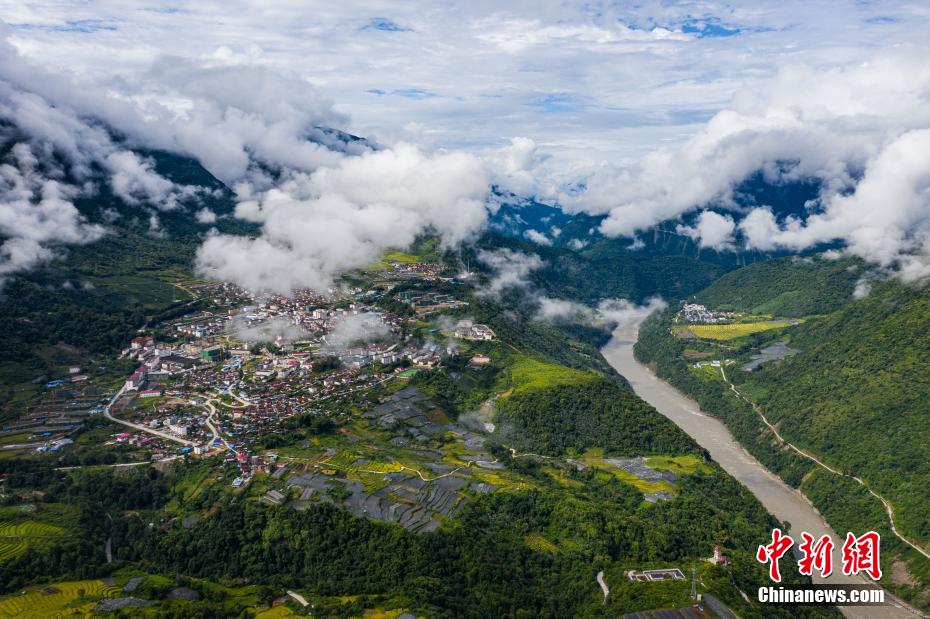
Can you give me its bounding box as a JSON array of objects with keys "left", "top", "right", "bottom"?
[
  {"left": 398, "top": 290, "right": 469, "bottom": 317},
  {"left": 682, "top": 303, "right": 737, "bottom": 323},
  {"left": 12, "top": 259, "right": 496, "bottom": 474},
  {"left": 452, "top": 319, "right": 496, "bottom": 341},
  {"left": 384, "top": 261, "right": 444, "bottom": 281}
]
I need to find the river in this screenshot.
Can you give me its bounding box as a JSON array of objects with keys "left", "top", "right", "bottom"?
[{"left": 601, "top": 326, "right": 922, "bottom": 619}]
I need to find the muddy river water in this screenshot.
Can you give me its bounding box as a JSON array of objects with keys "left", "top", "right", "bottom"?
[{"left": 602, "top": 326, "right": 922, "bottom": 618}]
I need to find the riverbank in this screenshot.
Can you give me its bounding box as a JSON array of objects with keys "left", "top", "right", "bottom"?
[{"left": 602, "top": 325, "right": 924, "bottom": 619}]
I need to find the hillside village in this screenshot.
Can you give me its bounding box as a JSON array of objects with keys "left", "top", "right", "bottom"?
[{"left": 1, "top": 259, "right": 501, "bottom": 489}]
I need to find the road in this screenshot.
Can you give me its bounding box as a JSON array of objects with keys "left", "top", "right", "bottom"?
[
  {"left": 602, "top": 325, "right": 925, "bottom": 619},
  {"left": 203, "top": 398, "right": 238, "bottom": 455},
  {"left": 596, "top": 570, "right": 609, "bottom": 604},
  {"left": 717, "top": 364, "right": 930, "bottom": 563},
  {"left": 103, "top": 384, "right": 196, "bottom": 447}
]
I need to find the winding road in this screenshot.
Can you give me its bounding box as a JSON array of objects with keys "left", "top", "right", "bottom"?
[
  {"left": 602, "top": 325, "right": 926, "bottom": 619},
  {"left": 718, "top": 365, "right": 930, "bottom": 563},
  {"left": 103, "top": 385, "right": 196, "bottom": 447}
]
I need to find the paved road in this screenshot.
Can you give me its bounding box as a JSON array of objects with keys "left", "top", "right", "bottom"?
[
  {"left": 717, "top": 364, "right": 930, "bottom": 563},
  {"left": 103, "top": 385, "right": 196, "bottom": 447},
  {"left": 596, "top": 570, "right": 609, "bottom": 604},
  {"left": 602, "top": 326, "right": 925, "bottom": 619},
  {"left": 203, "top": 399, "right": 238, "bottom": 455}
]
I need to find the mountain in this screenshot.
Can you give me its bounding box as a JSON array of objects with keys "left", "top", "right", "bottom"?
[
  {"left": 735, "top": 277, "right": 930, "bottom": 548},
  {"left": 694, "top": 255, "right": 862, "bottom": 316},
  {"left": 473, "top": 232, "right": 735, "bottom": 306},
  {"left": 0, "top": 131, "right": 253, "bottom": 416},
  {"left": 635, "top": 257, "right": 930, "bottom": 607},
  {"left": 490, "top": 172, "right": 824, "bottom": 256}
]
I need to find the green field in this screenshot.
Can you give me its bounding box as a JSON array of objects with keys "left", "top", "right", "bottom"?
[
  {"left": 90, "top": 275, "right": 192, "bottom": 311},
  {"left": 381, "top": 251, "right": 420, "bottom": 263},
  {"left": 0, "top": 518, "right": 66, "bottom": 562},
  {"left": 645, "top": 454, "right": 713, "bottom": 476},
  {"left": 502, "top": 356, "right": 599, "bottom": 395}
]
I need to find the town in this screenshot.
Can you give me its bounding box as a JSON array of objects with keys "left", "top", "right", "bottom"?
[{"left": 1, "top": 261, "right": 502, "bottom": 496}]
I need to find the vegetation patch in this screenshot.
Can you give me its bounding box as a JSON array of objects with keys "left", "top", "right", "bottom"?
[
  {"left": 645, "top": 455, "right": 713, "bottom": 476},
  {"left": 523, "top": 532, "right": 559, "bottom": 554},
  {"left": 502, "top": 355, "right": 599, "bottom": 395}
]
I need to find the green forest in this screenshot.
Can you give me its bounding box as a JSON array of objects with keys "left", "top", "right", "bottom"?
[{"left": 635, "top": 261, "right": 930, "bottom": 608}]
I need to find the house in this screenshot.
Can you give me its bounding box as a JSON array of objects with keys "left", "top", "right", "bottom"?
[
  {"left": 131, "top": 335, "right": 155, "bottom": 350},
  {"left": 708, "top": 545, "right": 730, "bottom": 566},
  {"left": 470, "top": 354, "right": 491, "bottom": 365},
  {"left": 200, "top": 346, "right": 226, "bottom": 363},
  {"left": 125, "top": 368, "right": 147, "bottom": 391},
  {"left": 139, "top": 388, "right": 162, "bottom": 398},
  {"left": 167, "top": 423, "right": 189, "bottom": 437},
  {"left": 160, "top": 354, "right": 198, "bottom": 373},
  {"left": 454, "top": 320, "right": 496, "bottom": 341}
]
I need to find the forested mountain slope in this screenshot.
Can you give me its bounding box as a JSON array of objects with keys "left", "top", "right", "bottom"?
[
  {"left": 636, "top": 257, "right": 930, "bottom": 608},
  {"left": 695, "top": 255, "right": 862, "bottom": 316},
  {"left": 736, "top": 278, "right": 930, "bottom": 545}
]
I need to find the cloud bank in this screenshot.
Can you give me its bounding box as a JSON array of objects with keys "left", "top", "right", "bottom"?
[
  {"left": 323, "top": 313, "right": 392, "bottom": 351},
  {"left": 0, "top": 142, "right": 104, "bottom": 280},
  {"left": 227, "top": 315, "right": 308, "bottom": 343},
  {"left": 537, "top": 296, "right": 667, "bottom": 327},
  {"left": 554, "top": 49, "right": 930, "bottom": 279},
  {"left": 475, "top": 248, "right": 544, "bottom": 298},
  {"left": 195, "top": 144, "right": 491, "bottom": 294}
]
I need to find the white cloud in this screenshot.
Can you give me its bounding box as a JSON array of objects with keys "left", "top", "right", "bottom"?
[
  {"left": 0, "top": 142, "right": 105, "bottom": 280},
  {"left": 524, "top": 229, "right": 552, "bottom": 246},
  {"left": 5, "top": 4, "right": 930, "bottom": 286},
  {"left": 537, "top": 296, "right": 589, "bottom": 321},
  {"left": 195, "top": 207, "right": 217, "bottom": 224},
  {"left": 535, "top": 295, "right": 667, "bottom": 326},
  {"left": 4, "top": 2, "right": 928, "bottom": 169},
  {"left": 476, "top": 248, "right": 543, "bottom": 298},
  {"left": 196, "top": 144, "right": 491, "bottom": 294},
  {"left": 104, "top": 150, "right": 202, "bottom": 210},
  {"left": 227, "top": 314, "right": 307, "bottom": 343},
  {"left": 676, "top": 210, "right": 736, "bottom": 249},
  {"left": 595, "top": 297, "right": 667, "bottom": 326},
  {"left": 323, "top": 313, "right": 391, "bottom": 351},
  {"left": 546, "top": 48, "right": 930, "bottom": 280}
]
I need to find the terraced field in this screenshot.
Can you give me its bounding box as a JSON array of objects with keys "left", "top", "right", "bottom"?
[
  {"left": 0, "top": 579, "right": 120, "bottom": 618},
  {"left": 0, "top": 520, "right": 65, "bottom": 562}
]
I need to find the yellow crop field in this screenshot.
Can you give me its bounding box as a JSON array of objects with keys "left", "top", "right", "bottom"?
[
  {"left": 0, "top": 579, "right": 120, "bottom": 618},
  {"left": 0, "top": 520, "right": 64, "bottom": 562},
  {"left": 684, "top": 320, "right": 795, "bottom": 340}
]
